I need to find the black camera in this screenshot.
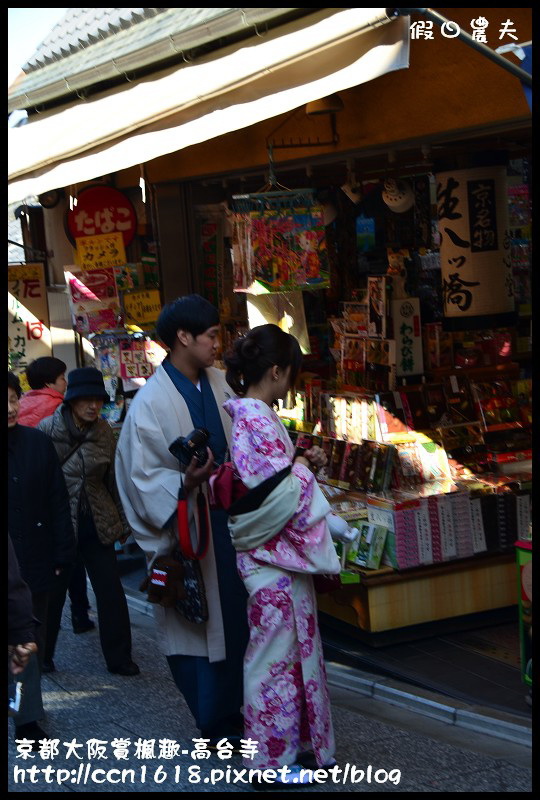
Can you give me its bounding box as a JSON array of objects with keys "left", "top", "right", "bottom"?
[{"left": 169, "top": 428, "right": 210, "bottom": 469}]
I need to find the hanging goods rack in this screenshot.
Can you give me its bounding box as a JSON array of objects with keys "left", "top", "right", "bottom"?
[{"left": 231, "top": 146, "right": 318, "bottom": 213}]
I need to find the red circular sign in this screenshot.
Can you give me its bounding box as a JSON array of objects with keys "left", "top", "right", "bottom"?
[{"left": 65, "top": 185, "right": 137, "bottom": 248}]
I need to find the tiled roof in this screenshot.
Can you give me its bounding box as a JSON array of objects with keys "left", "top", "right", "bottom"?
[
  {"left": 9, "top": 8, "right": 301, "bottom": 112},
  {"left": 23, "top": 8, "right": 203, "bottom": 71}
]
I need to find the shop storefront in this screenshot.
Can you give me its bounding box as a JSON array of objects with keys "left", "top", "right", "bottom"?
[{"left": 8, "top": 9, "right": 532, "bottom": 659}]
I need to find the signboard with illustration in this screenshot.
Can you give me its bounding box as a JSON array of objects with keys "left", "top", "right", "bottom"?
[{"left": 65, "top": 266, "right": 121, "bottom": 334}]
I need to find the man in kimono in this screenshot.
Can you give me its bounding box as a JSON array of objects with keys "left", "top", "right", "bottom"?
[{"left": 115, "top": 295, "right": 248, "bottom": 745}]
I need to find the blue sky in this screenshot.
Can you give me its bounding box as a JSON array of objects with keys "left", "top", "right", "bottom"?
[{"left": 8, "top": 8, "right": 68, "bottom": 86}]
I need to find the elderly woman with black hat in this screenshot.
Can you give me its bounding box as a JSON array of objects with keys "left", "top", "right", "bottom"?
[{"left": 38, "top": 367, "right": 139, "bottom": 677}]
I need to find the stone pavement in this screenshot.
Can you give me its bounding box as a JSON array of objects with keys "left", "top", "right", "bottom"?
[{"left": 8, "top": 590, "right": 533, "bottom": 793}]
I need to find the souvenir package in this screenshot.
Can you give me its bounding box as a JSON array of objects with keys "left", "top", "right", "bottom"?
[
  {"left": 294, "top": 432, "right": 322, "bottom": 455},
  {"left": 416, "top": 440, "right": 452, "bottom": 482},
  {"left": 328, "top": 439, "right": 347, "bottom": 486},
  {"left": 367, "top": 442, "right": 396, "bottom": 494},
  {"left": 467, "top": 491, "right": 489, "bottom": 554},
  {"left": 346, "top": 520, "right": 388, "bottom": 569},
  {"left": 471, "top": 380, "right": 521, "bottom": 428},
  {"left": 304, "top": 378, "right": 323, "bottom": 424},
  {"left": 422, "top": 322, "right": 453, "bottom": 369},
  {"left": 448, "top": 491, "right": 475, "bottom": 560},
  {"left": 352, "top": 440, "right": 379, "bottom": 493},
  {"left": 400, "top": 388, "right": 431, "bottom": 432},
  {"left": 349, "top": 439, "right": 393, "bottom": 494},
  {"left": 342, "top": 300, "right": 368, "bottom": 334},
  {"left": 367, "top": 276, "right": 387, "bottom": 338},
  {"left": 341, "top": 335, "right": 367, "bottom": 377},
  {"left": 434, "top": 422, "right": 488, "bottom": 476},
  {"left": 366, "top": 491, "right": 421, "bottom": 570},
  {"left": 346, "top": 397, "right": 364, "bottom": 443},
  {"left": 474, "top": 329, "right": 513, "bottom": 366},
  {"left": 423, "top": 384, "right": 452, "bottom": 429},
  {"left": 319, "top": 393, "right": 336, "bottom": 437},
  {"left": 414, "top": 497, "right": 433, "bottom": 565},
  {"left": 339, "top": 442, "right": 361, "bottom": 490},
  {"left": 361, "top": 396, "right": 381, "bottom": 441},
  {"left": 392, "top": 440, "right": 425, "bottom": 489},
  {"left": 512, "top": 379, "right": 532, "bottom": 427},
  {"left": 442, "top": 374, "right": 477, "bottom": 423},
  {"left": 375, "top": 391, "right": 409, "bottom": 437},
  {"left": 316, "top": 437, "right": 335, "bottom": 485},
  {"left": 365, "top": 338, "right": 397, "bottom": 392}
]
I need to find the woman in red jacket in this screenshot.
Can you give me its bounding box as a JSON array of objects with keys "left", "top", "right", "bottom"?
[{"left": 18, "top": 357, "right": 67, "bottom": 427}]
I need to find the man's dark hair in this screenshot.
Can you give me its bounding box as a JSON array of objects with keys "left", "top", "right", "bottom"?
[
  {"left": 156, "top": 294, "right": 220, "bottom": 349},
  {"left": 8, "top": 371, "right": 22, "bottom": 398},
  {"left": 25, "top": 357, "right": 67, "bottom": 390}
]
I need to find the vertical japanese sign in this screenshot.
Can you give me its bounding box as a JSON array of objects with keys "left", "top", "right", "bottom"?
[
  {"left": 8, "top": 263, "right": 52, "bottom": 373},
  {"left": 392, "top": 298, "right": 424, "bottom": 377},
  {"left": 436, "top": 167, "right": 514, "bottom": 323}
]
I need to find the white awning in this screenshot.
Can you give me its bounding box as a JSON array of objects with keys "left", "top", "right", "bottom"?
[{"left": 8, "top": 9, "right": 409, "bottom": 203}]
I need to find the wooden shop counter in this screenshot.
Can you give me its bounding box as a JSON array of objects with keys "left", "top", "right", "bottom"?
[{"left": 317, "top": 553, "right": 516, "bottom": 633}]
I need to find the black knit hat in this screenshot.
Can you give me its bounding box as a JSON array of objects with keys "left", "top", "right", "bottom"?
[{"left": 64, "top": 367, "right": 109, "bottom": 403}]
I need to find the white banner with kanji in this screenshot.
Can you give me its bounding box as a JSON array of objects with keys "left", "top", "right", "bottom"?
[{"left": 8, "top": 263, "right": 52, "bottom": 374}]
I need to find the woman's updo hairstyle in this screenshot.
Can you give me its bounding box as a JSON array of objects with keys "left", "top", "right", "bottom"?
[{"left": 224, "top": 324, "right": 302, "bottom": 397}]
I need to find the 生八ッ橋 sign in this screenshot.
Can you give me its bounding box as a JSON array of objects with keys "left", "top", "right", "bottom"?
[{"left": 436, "top": 166, "right": 514, "bottom": 330}]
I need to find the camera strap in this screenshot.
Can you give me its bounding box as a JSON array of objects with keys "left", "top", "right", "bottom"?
[{"left": 177, "top": 483, "right": 210, "bottom": 560}]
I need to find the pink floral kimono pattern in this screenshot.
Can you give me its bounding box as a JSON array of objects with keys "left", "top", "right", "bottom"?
[{"left": 224, "top": 397, "right": 337, "bottom": 769}]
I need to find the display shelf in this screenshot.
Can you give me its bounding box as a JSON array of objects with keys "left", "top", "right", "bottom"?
[
  {"left": 484, "top": 422, "right": 525, "bottom": 432},
  {"left": 317, "top": 552, "right": 516, "bottom": 633},
  {"left": 426, "top": 362, "right": 520, "bottom": 381}
]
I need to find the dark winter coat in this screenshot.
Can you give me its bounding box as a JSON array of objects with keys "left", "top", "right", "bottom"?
[
  {"left": 8, "top": 535, "right": 38, "bottom": 646},
  {"left": 8, "top": 423, "right": 76, "bottom": 593},
  {"left": 38, "top": 405, "right": 130, "bottom": 546}
]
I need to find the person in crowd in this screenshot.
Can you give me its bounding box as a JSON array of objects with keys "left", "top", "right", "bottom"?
[
  {"left": 38, "top": 367, "right": 139, "bottom": 677},
  {"left": 115, "top": 294, "right": 248, "bottom": 745},
  {"left": 18, "top": 356, "right": 67, "bottom": 426},
  {"left": 18, "top": 356, "right": 95, "bottom": 637},
  {"left": 223, "top": 324, "right": 341, "bottom": 786},
  {"left": 8, "top": 371, "right": 76, "bottom": 746},
  {"left": 8, "top": 535, "right": 39, "bottom": 721},
  {"left": 8, "top": 535, "right": 39, "bottom": 675}
]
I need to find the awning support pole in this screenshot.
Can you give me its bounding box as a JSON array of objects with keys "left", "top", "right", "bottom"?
[{"left": 386, "top": 8, "right": 533, "bottom": 87}]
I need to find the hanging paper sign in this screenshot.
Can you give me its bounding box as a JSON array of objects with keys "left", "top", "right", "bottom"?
[
  {"left": 368, "top": 276, "right": 387, "bottom": 339},
  {"left": 65, "top": 266, "right": 121, "bottom": 334},
  {"left": 119, "top": 338, "right": 166, "bottom": 379},
  {"left": 65, "top": 185, "right": 137, "bottom": 247},
  {"left": 392, "top": 298, "right": 424, "bottom": 377},
  {"left": 436, "top": 167, "right": 514, "bottom": 326},
  {"left": 123, "top": 289, "right": 162, "bottom": 326},
  {"left": 232, "top": 201, "right": 330, "bottom": 293},
  {"left": 75, "top": 232, "right": 127, "bottom": 270},
  {"left": 93, "top": 335, "right": 121, "bottom": 377},
  {"left": 8, "top": 263, "right": 52, "bottom": 373},
  {"left": 68, "top": 267, "right": 119, "bottom": 305}
]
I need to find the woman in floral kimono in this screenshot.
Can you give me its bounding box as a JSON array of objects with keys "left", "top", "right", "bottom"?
[{"left": 223, "top": 324, "right": 340, "bottom": 785}]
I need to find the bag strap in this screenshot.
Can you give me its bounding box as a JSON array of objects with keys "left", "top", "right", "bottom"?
[
  {"left": 60, "top": 439, "right": 84, "bottom": 467},
  {"left": 176, "top": 482, "right": 210, "bottom": 560},
  {"left": 228, "top": 465, "right": 292, "bottom": 516}
]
